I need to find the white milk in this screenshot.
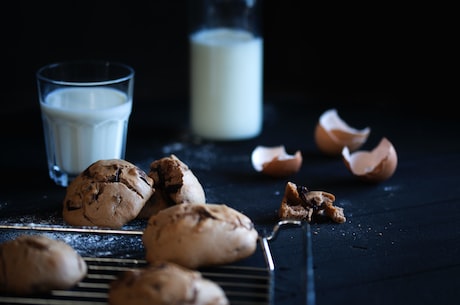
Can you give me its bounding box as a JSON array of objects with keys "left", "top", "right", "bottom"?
[
  {"left": 40, "top": 87, "right": 132, "bottom": 175},
  {"left": 190, "top": 28, "right": 263, "bottom": 140}
]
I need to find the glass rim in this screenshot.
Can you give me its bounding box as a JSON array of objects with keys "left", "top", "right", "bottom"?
[{"left": 36, "top": 60, "right": 135, "bottom": 87}]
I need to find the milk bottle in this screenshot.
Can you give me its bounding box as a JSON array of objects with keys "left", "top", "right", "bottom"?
[{"left": 189, "top": 0, "right": 263, "bottom": 141}]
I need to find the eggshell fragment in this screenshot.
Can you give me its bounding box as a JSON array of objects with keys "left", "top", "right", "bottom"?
[
  {"left": 342, "top": 137, "right": 398, "bottom": 183},
  {"left": 314, "top": 108, "right": 371, "bottom": 156},
  {"left": 251, "top": 145, "right": 302, "bottom": 178}
]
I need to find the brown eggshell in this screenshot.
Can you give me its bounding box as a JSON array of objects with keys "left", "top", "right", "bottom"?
[
  {"left": 342, "top": 137, "right": 398, "bottom": 183},
  {"left": 314, "top": 109, "right": 371, "bottom": 156},
  {"left": 251, "top": 145, "right": 302, "bottom": 178}
]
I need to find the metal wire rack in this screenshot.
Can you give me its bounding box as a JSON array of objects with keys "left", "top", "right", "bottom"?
[{"left": 0, "top": 220, "right": 314, "bottom": 305}]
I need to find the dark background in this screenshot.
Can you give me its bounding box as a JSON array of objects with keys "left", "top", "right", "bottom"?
[
  {"left": 1, "top": 3, "right": 458, "bottom": 304},
  {"left": 3, "top": 1, "right": 453, "bottom": 118}
]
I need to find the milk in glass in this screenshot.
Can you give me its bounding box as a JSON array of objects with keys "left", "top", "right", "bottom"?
[{"left": 40, "top": 87, "right": 132, "bottom": 176}]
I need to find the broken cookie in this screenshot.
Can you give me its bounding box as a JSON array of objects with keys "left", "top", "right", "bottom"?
[
  {"left": 278, "top": 181, "right": 346, "bottom": 223},
  {"left": 137, "top": 154, "right": 206, "bottom": 219}
]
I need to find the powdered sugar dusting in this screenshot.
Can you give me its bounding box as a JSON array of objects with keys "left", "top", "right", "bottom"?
[{"left": 162, "top": 142, "right": 218, "bottom": 170}]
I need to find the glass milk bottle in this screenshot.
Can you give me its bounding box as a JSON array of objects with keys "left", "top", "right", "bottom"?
[{"left": 189, "top": 0, "right": 263, "bottom": 140}]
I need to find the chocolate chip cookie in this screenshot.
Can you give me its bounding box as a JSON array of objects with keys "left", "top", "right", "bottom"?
[
  {"left": 137, "top": 154, "right": 206, "bottom": 219},
  {"left": 108, "top": 261, "right": 229, "bottom": 305},
  {"left": 0, "top": 234, "right": 87, "bottom": 295},
  {"left": 63, "top": 159, "right": 155, "bottom": 228},
  {"left": 142, "top": 203, "right": 258, "bottom": 269}
]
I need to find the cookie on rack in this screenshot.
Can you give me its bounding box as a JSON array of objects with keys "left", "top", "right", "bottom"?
[
  {"left": 0, "top": 234, "right": 87, "bottom": 295},
  {"left": 63, "top": 159, "right": 155, "bottom": 228},
  {"left": 142, "top": 203, "right": 259, "bottom": 269},
  {"left": 108, "top": 261, "right": 229, "bottom": 305}
]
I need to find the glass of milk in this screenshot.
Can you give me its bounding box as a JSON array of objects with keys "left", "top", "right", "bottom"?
[
  {"left": 189, "top": 0, "right": 263, "bottom": 141},
  {"left": 36, "top": 61, "right": 134, "bottom": 187}
]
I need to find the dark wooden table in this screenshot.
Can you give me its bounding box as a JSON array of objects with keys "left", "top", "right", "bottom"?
[{"left": 1, "top": 96, "right": 458, "bottom": 305}]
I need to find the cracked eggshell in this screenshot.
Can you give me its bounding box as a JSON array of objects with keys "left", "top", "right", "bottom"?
[
  {"left": 314, "top": 108, "right": 371, "bottom": 156},
  {"left": 251, "top": 145, "right": 302, "bottom": 178},
  {"left": 342, "top": 137, "right": 398, "bottom": 183}
]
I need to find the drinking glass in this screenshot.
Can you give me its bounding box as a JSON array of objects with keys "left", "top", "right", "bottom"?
[{"left": 36, "top": 60, "right": 134, "bottom": 187}]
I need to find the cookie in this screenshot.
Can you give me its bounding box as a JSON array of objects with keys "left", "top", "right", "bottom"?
[
  {"left": 137, "top": 154, "right": 205, "bottom": 219},
  {"left": 108, "top": 262, "right": 229, "bottom": 305},
  {"left": 63, "top": 159, "right": 155, "bottom": 228},
  {"left": 142, "top": 203, "right": 258, "bottom": 269},
  {"left": 0, "top": 234, "right": 87, "bottom": 295},
  {"left": 278, "top": 181, "right": 346, "bottom": 223}
]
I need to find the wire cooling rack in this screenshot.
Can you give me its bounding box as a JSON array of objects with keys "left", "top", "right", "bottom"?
[{"left": 0, "top": 220, "right": 315, "bottom": 305}]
